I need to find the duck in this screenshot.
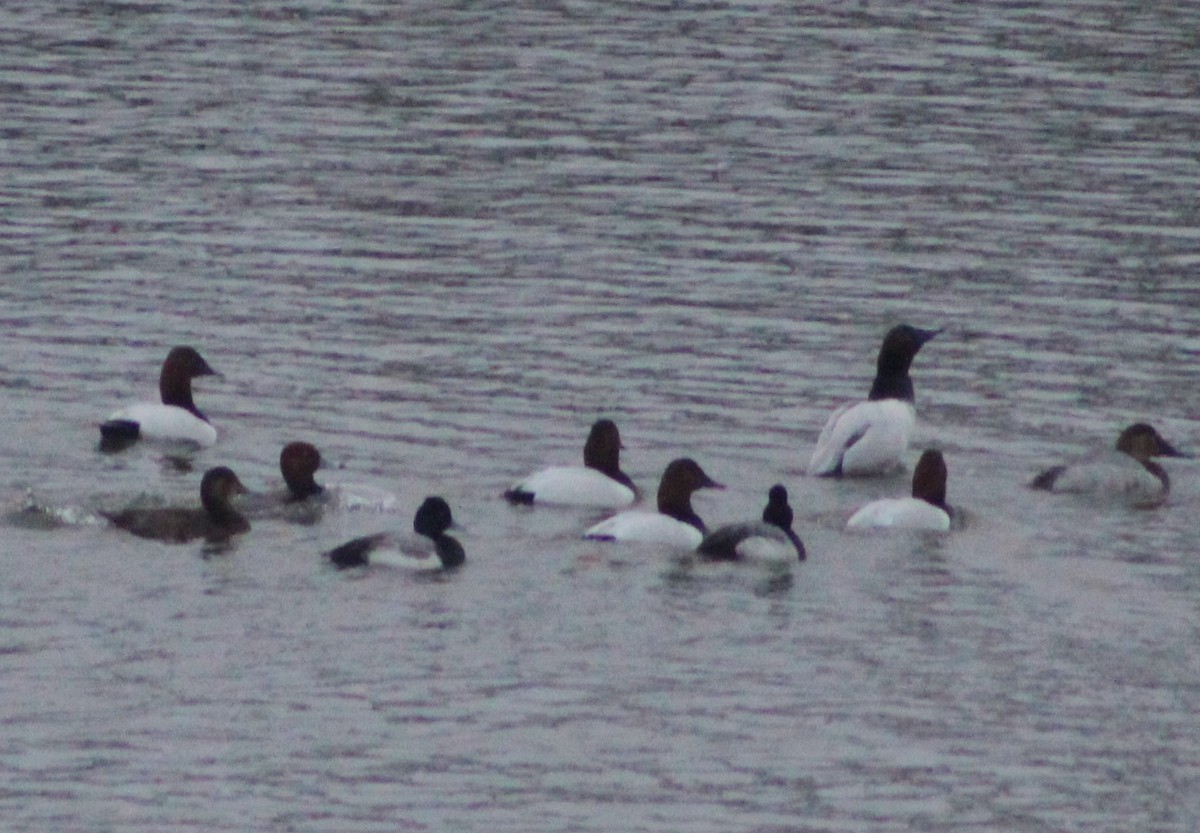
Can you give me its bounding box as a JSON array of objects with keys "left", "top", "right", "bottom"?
[
  {"left": 697, "top": 484, "right": 806, "bottom": 562},
  {"left": 325, "top": 496, "right": 465, "bottom": 570},
  {"left": 504, "top": 419, "right": 637, "bottom": 508},
  {"left": 807, "top": 324, "right": 940, "bottom": 477},
  {"left": 235, "top": 442, "right": 327, "bottom": 522},
  {"left": 102, "top": 466, "right": 249, "bottom": 543},
  {"left": 278, "top": 441, "right": 324, "bottom": 501},
  {"left": 846, "top": 449, "right": 951, "bottom": 531},
  {"left": 240, "top": 441, "right": 397, "bottom": 514},
  {"left": 583, "top": 458, "right": 723, "bottom": 547},
  {"left": 1030, "top": 422, "right": 1186, "bottom": 508},
  {"left": 99, "top": 346, "right": 219, "bottom": 451}
]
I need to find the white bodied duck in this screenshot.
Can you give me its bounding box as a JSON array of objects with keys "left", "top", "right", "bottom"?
[
  {"left": 100, "top": 346, "right": 219, "bottom": 450},
  {"left": 808, "top": 325, "right": 939, "bottom": 477},
  {"left": 583, "top": 458, "right": 723, "bottom": 547},
  {"left": 505, "top": 419, "right": 637, "bottom": 508},
  {"left": 846, "top": 449, "right": 952, "bottom": 531}
]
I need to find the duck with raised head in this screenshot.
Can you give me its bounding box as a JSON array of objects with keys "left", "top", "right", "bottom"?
[
  {"left": 277, "top": 441, "right": 324, "bottom": 501},
  {"left": 583, "top": 458, "right": 723, "bottom": 547},
  {"left": 697, "top": 484, "right": 806, "bottom": 562},
  {"left": 846, "top": 449, "right": 952, "bottom": 531},
  {"left": 1030, "top": 423, "right": 1186, "bottom": 508},
  {"left": 100, "top": 346, "right": 219, "bottom": 450},
  {"left": 808, "top": 325, "right": 939, "bottom": 477},
  {"left": 234, "top": 442, "right": 328, "bottom": 522},
  {"left": 325, "top": 496, "right": 465, "bottom": 570},
  {"left": 505, "top": 419, "right": 638, "bottom": 508},
  {"left": 102, "top": 466, "right": 249, "bottom": 543}
]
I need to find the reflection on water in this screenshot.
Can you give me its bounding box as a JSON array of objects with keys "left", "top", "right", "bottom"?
[{"left": 3, "top": 0, "right": 1200, "bottom": 830}]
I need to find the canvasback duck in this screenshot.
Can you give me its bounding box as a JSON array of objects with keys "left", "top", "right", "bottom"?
[
  {"left": 505, "top": 419, "right": 638, "bottom": 508},
  {"left": 244, "top": 441, "right": 397, "bottom": 514},
  {"left": 846, "top": 449, "right": 951, "bottom": 531},
  {"left": 1030, "top": 422, "right": 1186, "bottom": 508},
  {"left": 235, "top": 442, "right": 327, "bottom": 522},
  {"left": 583, "top": 458, "right": 723, "bottom": 547},
  {"left": 325, "top": 496, "right": 464, "bottom": 570},
  {"left": 279, "top": 441, "right": 324, "bottom": 501},
  {"left": 807, "top": 325, "right": 939, "bottom": 477},
  {"left": 102, "top": 466, "right": 249, "bottom": 543},
  {"left": 99, "top": 346, "right": 218, "bottom": 450},
  {"left": 697, "top": 484, "right": 806, "bottom": 562}
]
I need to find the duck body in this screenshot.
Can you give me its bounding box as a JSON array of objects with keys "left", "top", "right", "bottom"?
[
  {"left": 326, "top": 496, "right": 464, "bottom": 570},
  {"left": 583, "top": 458, "right": 722, "bottom": 546},
  {"left": 808, "top": 399, "right": 915, "bottom": 477},
  {"left": 1030, "top": 424, "right": 1184, "bottom": 508},
  {"left": 103, "top": 466, "right": 249, "bottom": 544},
  {"left": 100, "top": 346, "right": 218, "bottom": 450},
  {"left": 807, "top": 325, "right": 938, "bottom": 477},
  {"left": 584, "top": 510, "right": 707, "bottom": 548},
  {"left": 846, "top": 449, "right": 952, "bottom": 531},
  {"left": 506, "top": 466, "right": 636, "bottom": 508},
  {"left": 101, "top": 402, "right": 218, "bottom": 448},
  {"left": 505, "top": 419, "right": 637, "bottom": 508},
  {"left": 698, "top": 485, "right": 806, "bottom": 562},
  {"left": 1031, "top": 455, "right": 1167, "bottom": 507},
  {"left": 845, "top": 496, "right": 950, "bottom": 531},
  {"left": 696, "top": 521, "right": 802, "bottom": 562}
]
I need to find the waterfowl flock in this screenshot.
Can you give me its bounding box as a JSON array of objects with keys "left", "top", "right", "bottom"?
[{"left": 91, "top": 329, "right": 1192, "bottom": 569}]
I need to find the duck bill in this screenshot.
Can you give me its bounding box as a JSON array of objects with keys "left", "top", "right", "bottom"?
[
  {"left": 1159, "top": 439, "right": 1190, "bottom": 458},
  {"left": 703, "top": 478, "right": 725, "bottom": 490},
  {"left": 914, "top": 327, "right": 942, "bottom": 345}
]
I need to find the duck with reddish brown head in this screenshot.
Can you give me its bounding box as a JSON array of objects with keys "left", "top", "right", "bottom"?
[{"left": 100, "top": 346, "right": 219, "bottom": 451}]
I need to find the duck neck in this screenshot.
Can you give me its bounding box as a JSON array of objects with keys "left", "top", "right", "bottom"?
[
  {"left": 783, "top": 527, "right": 807, "bottom": 561},
  {"left": 202, "top": 494, "right": 243, "bottom": 525},
  {"left": 659, "top": 499, "right": 705, "bottom": 532},
  {"left": 433, "top": 534, "right": 466, "bottom": 568},
  {"left": 286, "top": 478, "right": 324, "bottom": 502},
  {"left": 1140, "top": 460, "right": 1170, "bottom": 490},
  {"left": 584, "top": 449, "right": 633, "bottom": 490},
  {"left": 868, "top": 372, "right": 914, "bottom": 402},
  {"left": 160, "top": 374, "right": 205, "bottom": 420}
]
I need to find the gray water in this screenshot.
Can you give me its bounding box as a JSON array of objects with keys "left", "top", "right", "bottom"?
[{"left": 3, "top": 1, "right": 1200, "bottom": 830}]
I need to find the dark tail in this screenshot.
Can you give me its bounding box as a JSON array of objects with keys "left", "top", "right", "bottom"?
[
  {"left": 1030, "top": 465, "right": 1065, "bottom": 491},
  {"left": 99, "top": 420, "right": 141, "bottom": 452},
  {"left": 503, "top": 488, "right": 535, "bottom": 506}
]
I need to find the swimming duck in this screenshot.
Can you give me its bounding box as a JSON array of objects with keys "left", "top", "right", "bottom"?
[
  {"left": 102, "top": 466, "right": 249, "bottom": 543},
  {"left": 99, "top": 346, "right": 218, "bottom": 450},
  {"left": 505, "top": 419, "right": 637, "bottom": 508},
  {"left": 583, "top": 458, "right": 723, "bottom": 547},
  {"left": 325, "top": 496, "right": 464, "bottom": 570},
  {"left": 846, "top": 449, "right": 952, "bottom": 531},
  {"left": 234, "top": 442, "right": 327, "bottom": 522},
  {"left": 278, "top": 441, "right": 324, "bottom": 501},
  {"left": 1030, "top": 422, "right": 1186, "bottom": 508},
  {"left": 697, "top": 484, "right": 806, "bottom": 562},
  {"left": 807, "top": 325, "right": 939, "bottom": 477}
]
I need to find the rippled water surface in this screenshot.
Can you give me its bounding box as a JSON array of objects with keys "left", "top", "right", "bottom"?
[{"left": 4, "top": 1, "right": 1200, "bottom": 830}]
